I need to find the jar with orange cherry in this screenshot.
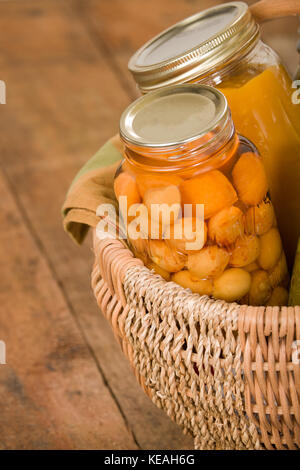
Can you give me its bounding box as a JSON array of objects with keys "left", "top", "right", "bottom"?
[
  {"left": 128, "top": 2, "right": 300, "bottom": 270},
  {"left": 114, "top": 84, "right": 289, "bottom": 306}
]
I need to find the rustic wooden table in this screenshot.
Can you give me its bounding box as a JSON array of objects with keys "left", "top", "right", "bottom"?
[{"left": 0, "top": 0, "right": 298, "bottom": 450}]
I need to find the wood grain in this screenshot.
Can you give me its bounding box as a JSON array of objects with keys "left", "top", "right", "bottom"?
[
  {"left": 75, "top": 0, "right": 223, "bottom": 99},
  {"left": 0, "top": 168, "right": 137, "bottom": 450},
  {"left": 0, "top": 0, "right": 193, "bottom": 450}
]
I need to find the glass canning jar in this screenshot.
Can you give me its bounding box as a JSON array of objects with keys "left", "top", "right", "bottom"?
[
  {"left": 128, "top": 1, "right": 300, "bottom": 270},
  {"left": 114, "top": 84, "right": 289, "bottom": 306}
]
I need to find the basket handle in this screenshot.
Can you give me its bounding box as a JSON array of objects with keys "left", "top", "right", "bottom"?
[{"left": 250, "top": 0, "right": 300, "bottom": 23}]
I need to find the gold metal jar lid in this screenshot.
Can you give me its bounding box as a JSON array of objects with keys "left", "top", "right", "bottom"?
[
  {"left": 128, "top": 2, "right": 259, "bottom": 92},
  {"left": 119, "top": 84, "right": 231, "bottom": 152}
]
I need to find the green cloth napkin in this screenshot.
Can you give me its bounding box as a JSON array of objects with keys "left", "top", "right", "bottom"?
[{"left": 62, "top": 135, "right": 123, "bottom": 244}]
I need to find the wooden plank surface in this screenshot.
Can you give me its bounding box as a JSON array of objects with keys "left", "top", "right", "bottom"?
[
  {"left": 0, "top": 0, "right": 193, "bottom": 450},
  {"left": 0, "top": 0, "right": 298, "bottom": 450},
  {"left": 0, "top": 168, "right": 137, "bottom": 450}
]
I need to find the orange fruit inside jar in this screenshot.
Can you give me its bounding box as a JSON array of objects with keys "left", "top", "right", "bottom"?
[
  {"left": 128, "top": 2, "right": 300, "bottom": 270},
  {"left": 115, "top": 84, "right": 289, "bottom": 305}
]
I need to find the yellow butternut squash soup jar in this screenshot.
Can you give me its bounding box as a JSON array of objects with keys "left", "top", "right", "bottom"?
[
  {"left": 128, "top": 1, "right": 300, "bottom": 270},
  {"left": 115, "top": 84, "right": 289, "bottom": 305}
]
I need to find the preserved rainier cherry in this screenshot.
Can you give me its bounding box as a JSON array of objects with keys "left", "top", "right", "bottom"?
[{"left": 115, "top": 84, "right": 289, "bottom": 305}]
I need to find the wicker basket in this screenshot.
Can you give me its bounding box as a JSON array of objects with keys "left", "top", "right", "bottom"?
[{"left": 91, "top": 229, "right": 300, "bottom": 450}]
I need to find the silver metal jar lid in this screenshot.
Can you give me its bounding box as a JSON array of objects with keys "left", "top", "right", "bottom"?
[
  {"left": 128, "top": 2, "right": 259, "bottom": 92},
  {"left": 119, "top": 84, "right": 230, "bottom": 151}
]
